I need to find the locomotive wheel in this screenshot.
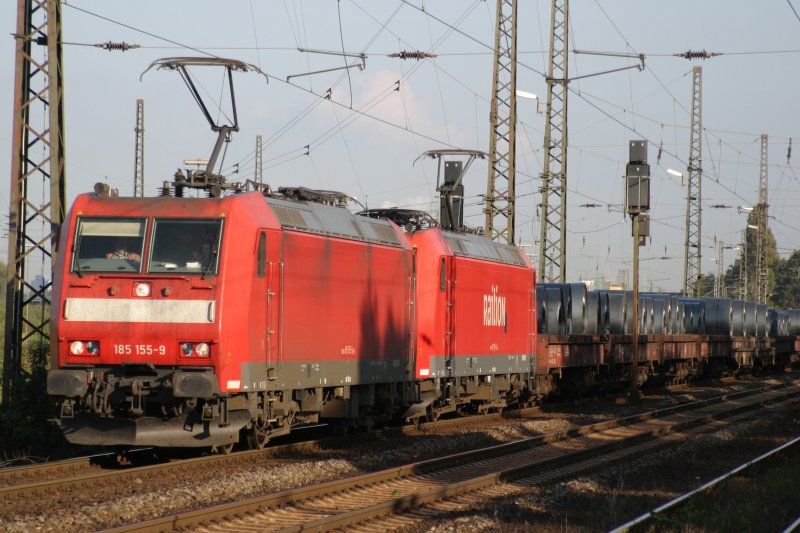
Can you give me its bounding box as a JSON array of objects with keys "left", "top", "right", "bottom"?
[
  {"left": 246, "top": 425, "right": 270, "bottom": 450},
  {"left": 212, "top": 442, "right": 234, "bottom": 455},
  {"left": 425, "top": 405, "right": 440, "bottom": 423}
]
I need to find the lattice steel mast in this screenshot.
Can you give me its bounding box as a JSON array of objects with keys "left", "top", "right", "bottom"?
[
  {"left": 714, "top": 240, "right": 724, "bottom": 297},
  {"left": 134, "top": 99, "right": 144, "bottom": 197},
  {"left": 255, "top": 134, "right": 263, "bottom": 187},
  {"left": 739, "top": 228, "right": 748, "bottom": 300},
  {"left": 4, "top": 0, "right": 66, "bottom": 404},
  {"left": 713, "top": 240, "right": 734, "bottom": 297},
  {"left": 538, "top": 0, "right": 569, "bottom": 282},
  {"left": 683, "top": 66, "right": 702, "bottom": 297},
  {"left": 484, "top": 0, "right": 517, "bottom": 245},
  {"left": 755, "top": 133, "right": 769, "bottom": 304}
]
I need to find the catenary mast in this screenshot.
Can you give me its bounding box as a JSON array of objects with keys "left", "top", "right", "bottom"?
[
  {"left": 4, "top": 0, "right": 66, "bottom": 404},
  {"left": 538, "top": 0, "right": 569, "bottom": 282},
  {"left": 484, "top": 0, "right": 517, "bottom": 245}
]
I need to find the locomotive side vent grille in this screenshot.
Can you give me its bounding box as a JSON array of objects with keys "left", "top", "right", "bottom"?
[
  {"left": 271, "top": 206, "right": 310, "bottom": 230},
  {"left": 270, "top": 201, "right": 403, "bottom": 247},
  {"left": 367, "top": 223, "right": 402, "bottom": 246},
  {"left": 443, "top": 234, "right": 526, "bottom": 267}
]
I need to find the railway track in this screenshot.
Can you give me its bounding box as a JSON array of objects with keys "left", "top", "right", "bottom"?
[
  {"left": 0, "top": 402, "right": 548, "bottom": 503},
  {"left": 0, "top": 447, "right": 171, "bottom": 489},
  {"left": 98, "top": 379, "right": 800, "bottom": 532},
  {"left": 611, "top": 433, "right": 800, "bottom": 532},
  {"left": 0, "top": 376, "right": 762, "bottom": 498},
  {"left": 0, "top": 455, "right": 105, "bottom": 488}
]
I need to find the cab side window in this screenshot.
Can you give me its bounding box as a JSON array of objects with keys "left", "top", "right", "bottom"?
[{"left": 257, "top": 232, "right": 267, "bottom": 278}]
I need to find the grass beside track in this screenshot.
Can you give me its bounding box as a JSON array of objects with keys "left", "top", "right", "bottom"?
[{"left": 635, "top": 439, "right": 800, "bottom": 532}]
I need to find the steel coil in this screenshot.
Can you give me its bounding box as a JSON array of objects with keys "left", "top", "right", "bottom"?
[
  {"left": 778, "top": 311, "right": 790, "bottom": 336},
  {"left": 681, "top": 301, "right": 691, "bottom": 334},
  {"left": 545, "top": 287, "right": 567, "bottom": 334},
  {"left": 639, "top": 297, "right": 653, "bottom": 334},
  {"left": 597, "top": 292, "right": 610, "bottom": 335},
  {"left": 624, "top": 291, "right": 634, "bottom": 334},
  {"left": 768, "top": 309, "right": 778, "bottom": 337},
  {"left": 569, "top": 283, "right": 588, "bottom": 334},
  {"left": 756, "top": 304, "right": 768, "bottom": 338},
  {"left": 731, "top": 300, "right": 746, "bottom": 336},
  {"left": 778, "top": 310, "right": 790, "bottom": 336},
  {"left": 744, "top": 301, "right": 757, "bottom": 337},
  {"left": 790, "top": 309, "right": 800, "bottom": 335},
  {"left": 673, "top": 299, "right": 686, "bottom": 334},
  {"left": 607, "top": 292, "right": 626, "bottom": 334},
  {"left": 585, "top": 291, "right": 599, "bottom": 334},
  {"left": 671, "top": 295, "right": 682, "bottom": 334},
  {"left": 704, "top": 298, "right": 733, "bottom": 336},
  {"left": 535, "top": 285, "right": 547, "bottom": 333},
  {"left": 652, "top": 298, "right": 666, "bottom": 334}
]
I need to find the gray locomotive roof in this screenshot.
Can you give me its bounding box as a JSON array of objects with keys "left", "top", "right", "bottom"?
[
  {"left": 265, "top": 197, "right": 403, "bottom": 247},
  {"left": 443, "top": 232, "right": 527, "bottom": 266}
]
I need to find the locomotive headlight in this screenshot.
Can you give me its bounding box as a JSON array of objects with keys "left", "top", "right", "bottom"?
[
  {"left": 195, "top": 343, "right": 210, "bottom": 357},
  {"left": 181, "top": 342, "right": 194, "bottom": 356},
  {"left": 133, "top": 281, "right": 152, "bottom": 297},
  {"left": 69, "top": 340, "right": 100, "bottom": 356},
  {"left": 69, "top": 341, "right": 85, "bottom": 355}
]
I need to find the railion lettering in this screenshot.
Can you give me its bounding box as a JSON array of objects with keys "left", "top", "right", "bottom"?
[{"left": 483, "top": 285, "right": 507, "bottom": 327}]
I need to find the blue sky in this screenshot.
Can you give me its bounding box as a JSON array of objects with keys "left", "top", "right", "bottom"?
[{"left": 2, "top": 1, "right": 799, "bottom": 291}]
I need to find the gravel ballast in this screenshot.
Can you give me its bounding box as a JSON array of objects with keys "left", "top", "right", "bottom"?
[{"left": 1, "top": 379, "right": 797, "bottom": 532}]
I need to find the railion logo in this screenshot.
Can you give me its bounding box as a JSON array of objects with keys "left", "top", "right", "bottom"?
[{"left": 483, "top": 285, "right": 506, "bottom": 327}]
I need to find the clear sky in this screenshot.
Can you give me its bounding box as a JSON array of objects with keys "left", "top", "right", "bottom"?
[{"left": 2, "top": 1, "right": 799, "bottom": 292}]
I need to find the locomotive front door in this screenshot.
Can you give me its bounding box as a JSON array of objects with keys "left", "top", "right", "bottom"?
[
  {"left": 265, "top": 230, "right": 283, "bottom": 377},
  {"left": 445, "top": 257, "right": 456, "bottom": 378},
  {"left": 250, "top": 231, "right": 269, "bottom": 368}
]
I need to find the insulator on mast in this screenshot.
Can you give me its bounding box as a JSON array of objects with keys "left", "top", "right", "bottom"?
[
  {"left": 675, "top": 49, "right": 721, "bottom": 60},
  {"left": 388, "top": 51, "right": 436, "bottom": 60},
  {"left": 96, "top": 41, "right": 140, "bottom": 52}
]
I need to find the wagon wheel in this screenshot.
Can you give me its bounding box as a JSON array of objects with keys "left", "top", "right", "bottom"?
[
  {"left": 425, "top": 404, "right": 440, "bottom": 423},
  {"left": 245, "top": 422, "right": 270, "bottom": 450}
]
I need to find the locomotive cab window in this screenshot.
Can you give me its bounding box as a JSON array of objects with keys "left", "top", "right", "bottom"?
[
  {"left": 72, "top": 218, "right": 146, "bottom": 273},
  {"left": 148, "top": 219, "right": 223, "bottom": 275}
]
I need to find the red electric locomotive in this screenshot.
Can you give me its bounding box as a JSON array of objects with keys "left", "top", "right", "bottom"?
[
  {"left": 48, "top": 185, "right": 417, "bottom": 449},
  {"left": 48, "top": 180, "right": 538, "bottom": 450},
  {"left": 409, "top": 221, "right": 536, "bottom": 418}
]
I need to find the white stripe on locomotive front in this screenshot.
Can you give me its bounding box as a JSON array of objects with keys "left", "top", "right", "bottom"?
[{"left": 64, "top": 298, "right": 215, "bottom": 323}]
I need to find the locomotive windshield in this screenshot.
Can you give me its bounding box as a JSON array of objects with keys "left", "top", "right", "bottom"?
[
  {"left": 148, "top": 218, "right": 222, "bottom": 274},
  {"left": 72, "top": 218, "right": 146, "bottom": 273}
]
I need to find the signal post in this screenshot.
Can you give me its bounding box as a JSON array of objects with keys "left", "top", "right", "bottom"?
[{"left": 625, "top": 141, "right": 650, "bottom": 404}]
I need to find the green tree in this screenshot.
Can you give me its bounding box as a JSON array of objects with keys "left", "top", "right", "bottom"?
[
  {"left": 0, "top": 338, "right": 54, "bottom": 456},
  {"left": 771, "top": 251, "right": 800, "bottom": 309},
  {"left": 0, "top": 261, "right": 58, "bottom": 456},
  {"left": 697, "top": 272, "right": 716, "bottom": 298},
  {"left": 723, "top": 212, "right": 780, "bottom": 303}
]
